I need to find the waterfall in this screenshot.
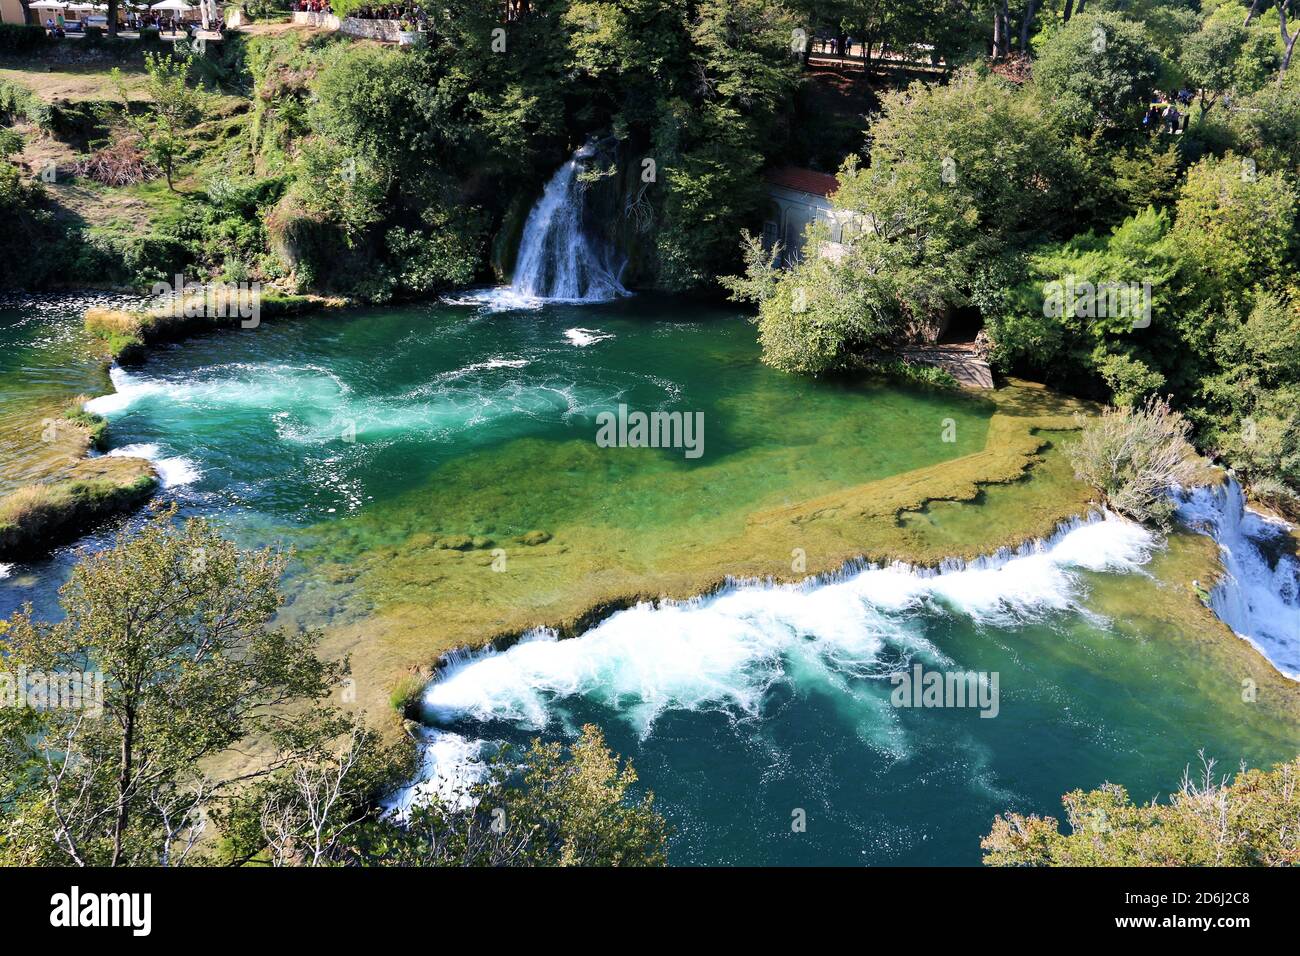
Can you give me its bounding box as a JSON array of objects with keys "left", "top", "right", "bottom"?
[
  {"left": 508, "top": 144, "right": 628, "bottom": 303},
  {"left": 1175, "top": 478, "right": 1300, "bottom": 679}
]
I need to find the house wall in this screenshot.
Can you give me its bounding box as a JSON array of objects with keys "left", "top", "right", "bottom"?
[
  {"left": 762, "top": 184, "right": 870, "bottom": 267},
  {"left": 763, "top": 184, "right": 830, "bottom": 266},
  {"left": 0, "top": 0, "right": 31, "bottom": 25}
]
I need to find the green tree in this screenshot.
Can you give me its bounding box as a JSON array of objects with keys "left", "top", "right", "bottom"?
[
  {"left": 0, "top": 508, "right": 347, "bottom": 866},
  {"left": 1180, "top": 15, "right": 1248, "bottom": 116},
  {"left": 729, "top": 68, "right": 1085, "bottom": 374},
  {"left": 1034, "top": 12, "right": 1167, "bottom": 131},
  {"left": 235, "top": 724, "right": 670, "bottom": 866},
  {"left": 1168, "top": 153, "right": 1297, "bottom": 314},
  {"left": 983, "top": 753, "right": 1300, "bottom": 865},
  {"left": 114, "top": 53, "right": 204, "bottom": 191}
]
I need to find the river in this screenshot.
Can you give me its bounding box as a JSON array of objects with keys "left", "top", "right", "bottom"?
[{"left": 1, "top": 292, "right": 1297, "bottom": 865}]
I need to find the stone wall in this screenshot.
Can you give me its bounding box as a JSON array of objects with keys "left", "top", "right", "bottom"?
[
  {"left": 339, "top": 16, "right": 403, "bottom": 41},
  {"left": 291, "top": 10, "right": 341, "bottom": 30}
]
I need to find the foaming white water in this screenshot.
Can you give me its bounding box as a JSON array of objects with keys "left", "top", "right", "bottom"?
[
  {"left": 446, "top": 287, "right": 547, "bottom": 312},
  {"left": 435, "top": 357, "right": 530, "bottom": 381},
  {"left": 85, "top": 363, "right": 353, "bottom": 420},
  {"left": 384, "top": 729, "right": 489, "bottom": 818},
  {"left": 81, "top": 361, "right": 621, "bottom": 447},
  {"left": 400, "top": 513, "right": 1155, "bottom": 802},
  {"left": 564, "top": 327, "right": 614, "bottom": 347},
  {"left": 1175, "top": 478, "right": 1300, "bottom": 679},
  {"left": 83, "top": 365, "right": 163, "bottom": 416},
  {"left": 0, "top": 563, "right": 12, "bottom": 579},
  {"left": 456, "top": 145, "right": 629, "bottom": 311},
  {"left": 106, "top": 443, "right": 200, "bottom": 488}
]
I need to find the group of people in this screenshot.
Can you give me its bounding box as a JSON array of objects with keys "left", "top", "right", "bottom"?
[
  {"left": 338, "top": 4, "right": 427, "bottom": 22},
  {"left": 44, "top": 12, "right": 197, "bottom": 38},
  {"left": 816, "top": 33, "right": 856, "bottom": 57},
  {"left": 1144, "top": 88, "right": 1195, "bottom": 134},
  {"left": 130, "top": 12, "right": 194, "bottom": 34},
  {"left": 290, "top": 0, "right": 332, "bottom": 13}
]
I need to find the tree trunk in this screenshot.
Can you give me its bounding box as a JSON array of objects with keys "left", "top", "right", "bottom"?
[
  {"left": 111, "top": 705, "right": 135, "bottom": 866},
  {"left": 1063, "top": 0, "right": 1075, "bottom": 24},
  {"left": 1020, "top": 0, "right": 1039, "bottom": 52},
  {"left": 1280, "top": 0, "right": 1298, "bottom": 84},
  {"left": 993, "top": 0, "right": 1011, "bottom": 57},
  {"left": 1244, "top": 0, "right": 1262, "bottom": 25},
  {"left": 107, "top": 0, "right": 117, "bottom": 37},
  {"left": 1076, "top": 0, "right": 1087, "bottom": 15}
]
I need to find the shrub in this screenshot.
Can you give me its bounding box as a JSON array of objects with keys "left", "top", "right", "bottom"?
[
  {"left": 1250, "top": 477, "right": 1300, "bottom": 519},
  {"left": 983, "top": 753, "right": 1300, "bottom": 866},
  {"left": 0, "top": 24, "right": 51, "bottom": 55},
  {"left": 1068, "top": 396, "right": 1199, "bottom": 526},
  {"left": 0, "top": 79, "right": 51, "bottom": 129}
]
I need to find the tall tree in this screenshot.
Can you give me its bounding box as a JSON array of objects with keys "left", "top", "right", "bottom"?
[{"left": 0, "top": 508, "right": 347, "bottom": 866}]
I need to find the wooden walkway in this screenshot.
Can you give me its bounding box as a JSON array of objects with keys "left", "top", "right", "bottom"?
[{"left": 901, "top": 343, "right": 994, "bottom": 389}]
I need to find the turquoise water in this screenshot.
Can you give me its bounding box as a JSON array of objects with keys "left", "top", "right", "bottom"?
[
  {"left": 2, "top": 296, "right": 1295, "bottom": 866},
  {"left": 401, "top": 516, "right": 1299, "bottom": 865}
]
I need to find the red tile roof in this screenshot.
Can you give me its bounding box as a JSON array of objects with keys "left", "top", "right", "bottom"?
[{"left": 765, "top": 166, "right": 839, "bottom": 197}]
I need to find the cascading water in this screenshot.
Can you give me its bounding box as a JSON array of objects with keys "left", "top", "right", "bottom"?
[
  {"left": 449, "top": 143, "right": 630, "bottom": 310},
  {"left": 1175, "top": 477, "right": 1300, "bottom": 679},
  {"left": 508, "top": 142, "right": 628, "bottom": 303}
]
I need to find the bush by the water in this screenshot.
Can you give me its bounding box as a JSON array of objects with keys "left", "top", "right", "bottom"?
[
  {"left": 1068, "top": 397, "right": 1199, "bottom": 526},
  {"left": 0, "top": 509, "right": 668, "bottom": 866},
  {"left": 983, "top": 753, "right": 1300, "bottom": 866}
]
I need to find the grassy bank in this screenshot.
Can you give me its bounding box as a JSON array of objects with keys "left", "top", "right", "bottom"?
[
  {"left": 85, "top": 290, "right": 350, "bottom": 361},
  {"left": 0, "top": 397, "right": 156, "bottom": 561},
  {"left": 0, "top": 455, "right": 156, "bottom": 561}
]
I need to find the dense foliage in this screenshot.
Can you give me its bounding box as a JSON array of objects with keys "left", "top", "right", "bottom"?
[
  {"left": 723, "top": 0, "right": 1300, "bottom": 509},
  {"left": 983, "top": 753, "right": 1300, "bottom": 865},
  {"left": 0, "top": 513, "right": 667, "bottom": 867}
]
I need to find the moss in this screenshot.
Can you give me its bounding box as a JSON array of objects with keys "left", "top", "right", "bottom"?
[
  {"left": 85, "top": 293, "right": 350, "bottom": 363},
  {"left": 0, "top": 456, "right": 157, "bottom": 561},
  {"left": 388, "top": 673, "right": 430, "bottom": 716},
  {"left": 61, "top": 396, "right": 108, "bottom": 450}
]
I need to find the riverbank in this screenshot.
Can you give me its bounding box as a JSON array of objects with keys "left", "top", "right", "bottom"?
[
  {"left": 85, "top": 291, "right": 353, "bottom": 362},
  {"left": 0, "top": 396, "right": 157, "bottom": 561},
  {"left": 0, "top": 455, "right": 156, "bottom": 561}
]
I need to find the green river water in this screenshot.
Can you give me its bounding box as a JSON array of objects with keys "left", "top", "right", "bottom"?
[{"left": 1, "top": 294, "right": 1295, "bottom": 865}]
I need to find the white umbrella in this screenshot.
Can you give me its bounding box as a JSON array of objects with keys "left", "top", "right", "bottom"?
[
  {"left": 29, "top": 1, "right": 69, "bottom": 9},
  {"left": 149, "top": 0, "right": 195, "bottom": 9}
]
